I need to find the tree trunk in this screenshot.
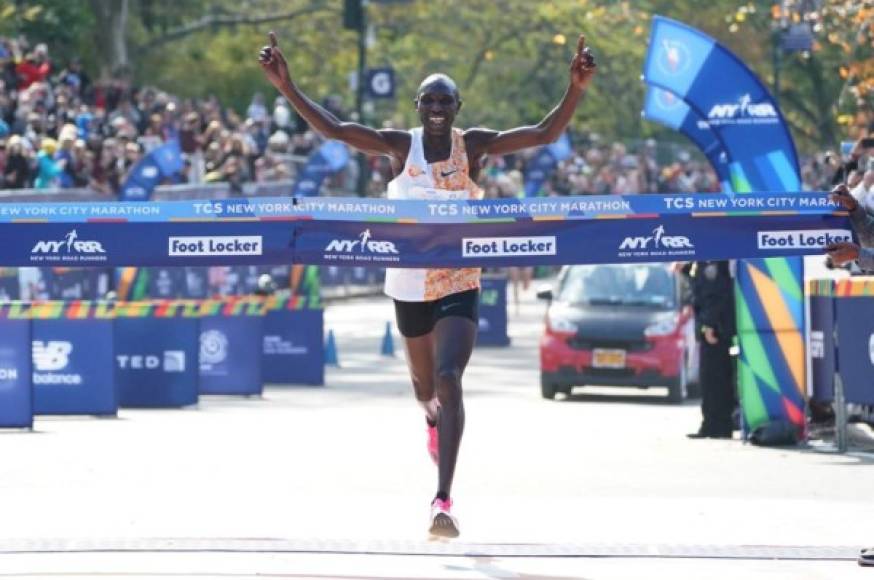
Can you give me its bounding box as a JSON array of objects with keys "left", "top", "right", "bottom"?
[{"left": 89, "top": 0, "right": 130, "bottom": 79}]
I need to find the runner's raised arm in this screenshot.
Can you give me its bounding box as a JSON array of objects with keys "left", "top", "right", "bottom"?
[
  {"left": 464, "top": 34, "right": 597, "bottom": 159},
  {"left": 258, "top": 32, "right": 408, "bottom": 161}
]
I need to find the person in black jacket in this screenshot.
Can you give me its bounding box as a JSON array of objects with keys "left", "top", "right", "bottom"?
[{"left": 684, "top": 260, "right": 737, "bottom": 439}]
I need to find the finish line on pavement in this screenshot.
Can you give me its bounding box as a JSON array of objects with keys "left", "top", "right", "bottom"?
[{"left": 0, "top": 191, "right": 850, "bottom": 268}]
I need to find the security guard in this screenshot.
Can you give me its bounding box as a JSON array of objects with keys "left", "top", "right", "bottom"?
[{"left": 684, "top": 260, "right": 736, "bottom": 439}]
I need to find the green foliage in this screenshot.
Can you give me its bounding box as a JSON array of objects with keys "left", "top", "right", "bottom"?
[
  {"left": 0, "top": 0, "right": 95, "bottom": 68},
  {"left": 11, "top": 0, "right": 863, "bottom": 153}
]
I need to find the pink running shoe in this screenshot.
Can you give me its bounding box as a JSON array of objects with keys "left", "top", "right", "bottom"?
[
  {"left": 426, "top": 423, "right": 439, "bottom": 465},
  {"left": 429, "top": 498, "right": 459, "bottom": 538}
]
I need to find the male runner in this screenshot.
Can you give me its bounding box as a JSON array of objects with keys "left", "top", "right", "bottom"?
[{"left": 259, "top": 31, "right": 596, "bottom": 537}]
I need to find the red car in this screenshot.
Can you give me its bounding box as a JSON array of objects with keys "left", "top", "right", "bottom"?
[{"left": 538, "top": 264, "right": 698, "bottom": 402}]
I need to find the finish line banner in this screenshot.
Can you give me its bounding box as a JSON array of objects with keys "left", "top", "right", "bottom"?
[{"left": 0, "top": 192, "right": 849, "bottom": 268}]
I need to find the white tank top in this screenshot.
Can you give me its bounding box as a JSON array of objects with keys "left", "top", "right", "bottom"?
[{"left": 384, "top": 127, "right": 483, "bottom": 302}]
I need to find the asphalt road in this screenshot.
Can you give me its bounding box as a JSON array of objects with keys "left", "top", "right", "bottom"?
[{"left": 1, "top": 283, "right": 872, "bottom": 579}]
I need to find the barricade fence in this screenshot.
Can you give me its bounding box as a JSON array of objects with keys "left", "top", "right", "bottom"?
[
  {"left": 807, "top": 277, "right": 874, "bottom": 450},
  {"left": 0, "top": 297, "right": 327, "bottom": 427}
]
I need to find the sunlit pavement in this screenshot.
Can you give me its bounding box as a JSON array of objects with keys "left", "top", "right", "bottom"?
[{"left": 1, "top": 282, "right": 872, "bottom": 579}]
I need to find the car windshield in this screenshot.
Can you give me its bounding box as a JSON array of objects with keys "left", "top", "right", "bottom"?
[{"left": 557, "top": 264, "right": 676, "bottom": 308}]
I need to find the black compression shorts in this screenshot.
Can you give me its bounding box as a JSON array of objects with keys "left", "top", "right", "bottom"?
[{"left": 393, "top": 289, "right": 480, "bottom": 338}]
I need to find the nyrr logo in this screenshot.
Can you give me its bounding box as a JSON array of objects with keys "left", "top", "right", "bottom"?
[
  {"left": 619, "top": 225, "right": 694, "bottom": 251},
  {"left": 325, "top": 229, "right": 398, "bottom": 254},
  {"left": 31, "top": 230, "right": 106, "bottom": 263},
  {"left": 707, "top": 94, "right": 778, "bottom": 125}
]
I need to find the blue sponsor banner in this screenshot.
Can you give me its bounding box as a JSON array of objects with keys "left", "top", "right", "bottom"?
[
  {"left": 199, "top": 315, "right": 263, "bottom": 396},
  {"left": 0, "top": 319, "right": 32, "bottom": 428},
  {"left": 523, "top": 133, "right": 572, "bottom": 197},
  {"left": 115, "top": 317, "right": 199, "bottom": 408},
  {"left": 8, "top": 221, "right": 296, "bottom": 268},
  {"left": 643, "top": 16, "right": 800, "bottom": 192},
  {"left": 120, "top": 140, "right": 184, "bottom": 201},
  {"left": 0, "top": 192, "right": 840, "bottom": 223},
  {"left": 292, "top": 213, "right": 851, "bottom": 268},
  {"left": 642, "top": 85, "right": 731, "bottom": 188},
  {"left": 262, "top": 309, "right": 324, "bottom": 385},
  {"left": 478, "top": 277, "right": 510, "bottom": 347},
  {"left": 835, "top": 297, "right": 874, "bottom": 405},
  {"left": 0, "top": 193, "right": 851, "bottom": 268},
  {"left": 291, "top": 140, "right": 350, "bottom": 197},
  {"left": 808, "top": 294, "right": 835, "bottom": 403},
  {"left": 32, "top": 319, "right": 116, "bottom": 415}
]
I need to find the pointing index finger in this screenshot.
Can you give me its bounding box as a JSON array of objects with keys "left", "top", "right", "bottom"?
[
  {"left": 269, "top": 31, "right": 278, "bottom": 48},
  {"left": 577, "top": 34, "right": 586, "bottom": 54}
]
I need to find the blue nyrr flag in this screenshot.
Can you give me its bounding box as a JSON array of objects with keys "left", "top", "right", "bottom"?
[
  {"left": 120, "top": 140, "right": 183, "bottom": 201},
  {"left": 292, "top": 140, "right": 350, "bottom": 197},
  {"left": 643, "top": 15, "right": 799, "bottom": 192},
  {"left": 523, "top": 133, "right": 572, "bottom": 197},
  {"left": 643, "top": 15, "right": 804, "bottom": 438},
  {"left": 642, "top": 85, "right": 731, "bottom": 190}
]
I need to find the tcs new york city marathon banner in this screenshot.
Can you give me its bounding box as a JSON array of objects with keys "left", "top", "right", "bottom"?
[{"left": 0, "top": 193, "right": 850, "bottom": 268}]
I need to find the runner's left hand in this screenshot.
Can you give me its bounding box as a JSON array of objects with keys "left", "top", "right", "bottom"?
[
  {"left": 570, "top": 34, "right": 597, "bottom": 90},
  {"left": 825, "top": 241, "right": 860, "bottom": 266}
]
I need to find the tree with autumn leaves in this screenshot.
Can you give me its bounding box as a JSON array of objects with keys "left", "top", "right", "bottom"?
[{"left": 0, "top": 0, "right": 869, "bottom": 153}]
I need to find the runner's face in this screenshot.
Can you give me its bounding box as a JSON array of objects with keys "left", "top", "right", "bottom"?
[{"left": 416, "top": 82, "right": 459, "bottom": 136}]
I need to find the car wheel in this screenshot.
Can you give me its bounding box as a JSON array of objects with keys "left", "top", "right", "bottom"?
[
  {"left": 667, "top": 362, "right": 688, "bottom": 403},
  {"left": 540, "top": 376, "right": 558, "bottom": 400}
]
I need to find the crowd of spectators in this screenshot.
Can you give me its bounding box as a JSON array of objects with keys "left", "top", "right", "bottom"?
[
  {"left": 0, "top": 34, "right": 867, "bottom": 201},
  {"left": 0, "top": 35, "right": 325, "bottom": 195}
]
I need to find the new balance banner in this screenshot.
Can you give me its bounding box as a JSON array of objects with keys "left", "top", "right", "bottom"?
[
  {"left": 642, "top": 85, "right": 731, "bottom": 189},
  {"left": 0, "top": 193, "right": 849, "bottom": 267},
  {"left": 32, "top": 319, "right": 116, "bottom": 415}
]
